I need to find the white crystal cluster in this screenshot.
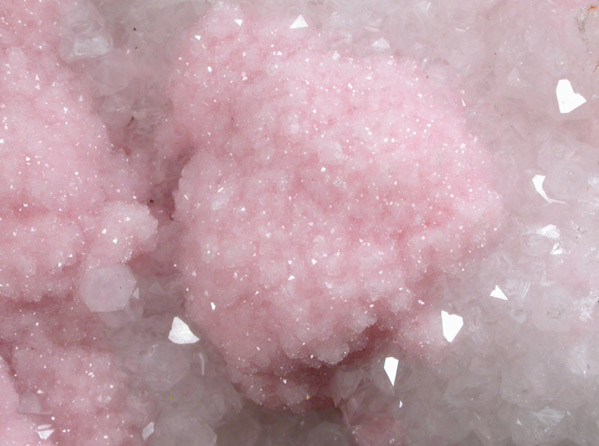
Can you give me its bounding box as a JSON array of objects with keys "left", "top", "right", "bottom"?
[{"left": 29, "top": 0, "right": 599, "bottom": 445}]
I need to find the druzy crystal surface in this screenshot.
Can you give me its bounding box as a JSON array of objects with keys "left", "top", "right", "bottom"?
[
  {"left": 172, "top": 2, "right": 502, "bottom": 411},
  {"left": 2, "top": 0, "right": 599, "bottom": 445}
]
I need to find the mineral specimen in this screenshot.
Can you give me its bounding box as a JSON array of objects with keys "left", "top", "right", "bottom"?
[{"left": 172, "top": 2, "right": 502, "bottom": 412}]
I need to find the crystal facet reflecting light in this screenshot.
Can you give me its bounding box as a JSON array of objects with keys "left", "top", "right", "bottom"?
[
  {"left": 490, "top": 285, "right": 508, "bottom": 301},
  {"left": 372, "top": 38, "right": 390, "bottom": 49},
  {"left": 537, "top": 224, "right": 560, "bottom": 240},
  {"left": 532, "top": 175, "right": 565, "bottom": 204},
  {"left": 556, "top": 79, "right": 586, "bottom": 114},
  {"left": 168, "top": 317, "right": 200, "bottom": 344},
  {"left": 384, "top": 356, "right": 399, "bottom": 386},
  {"left": 289, "top": 15, "right": 308, "bottom": 29},
  {"left": 36, "top": 425, "right": 55, "bottom": 440},
  {"left": 441, "top": 311, "right": 464, "bottom": 343},
  {"left": 142, "top": 421, "right": 155, "bottom": 441}
]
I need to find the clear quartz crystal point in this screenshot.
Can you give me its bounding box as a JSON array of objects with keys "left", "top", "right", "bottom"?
[
  {"left": 81, "top": 264, "right": 137, "bottom": 313},
  {"left": 372, "top": 38, "right": 390, "bottom": 49}
]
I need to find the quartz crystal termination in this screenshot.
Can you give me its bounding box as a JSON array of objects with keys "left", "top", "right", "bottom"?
[{"left": 173, "top": 1, "right": 503, "bottom": 415}]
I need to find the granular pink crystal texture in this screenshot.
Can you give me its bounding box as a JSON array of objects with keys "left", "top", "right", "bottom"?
[
  {"left": 0, "top": 299, "right": 146, "bottom": 446},
  {"left": 0, "top": 0, "right": 157, "bottom": 302},
  {"left": 0, "top": 357, "right": 45, "bottom": 446},
  {"left": 0, "top": 1, "right": 156, "bottom": 444},
  {"left": 173, "top": 3, "right": 503, "bottom": 410}
]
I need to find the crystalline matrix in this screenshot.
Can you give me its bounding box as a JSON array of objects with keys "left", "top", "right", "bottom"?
[
  {"left": 172, "top": 2, "right": 502, "bottom": 413},
  {"left": 2, "top": 0, "right": 599, "bottom": 445}
]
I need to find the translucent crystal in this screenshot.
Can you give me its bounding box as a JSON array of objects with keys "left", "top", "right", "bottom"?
[
  {"left": 289, "top": 15, "right": 308, "bottom": 29},
  {"left": 383, "top": 357, "right": 399, "bottom": 386},
  {"left": 59, "top": 0, "right": 112, "bottom": 61},
  {"left": 148, "top": 410, "right": 216, "bottom": 446},
  {"left": 81, "top": 264, "right": 137, "bottom": 313},
  {"left": 17, "top": 390, "right": 43, "bottom": 415},
  {"left": 139, "top": 342, "right": 190, "bottom": 392},
  {"left": 307, "top": 422, "right": 351, "bottom": 446}
]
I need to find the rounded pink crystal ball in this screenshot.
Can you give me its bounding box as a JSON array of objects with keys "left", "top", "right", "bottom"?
[{"left": 173, "top": 3, "right": 503, "bottom": 410}]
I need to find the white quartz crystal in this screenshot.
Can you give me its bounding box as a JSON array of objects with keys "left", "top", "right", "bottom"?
[{"left": 81, "top": 264, "right": 137, "bottom": 313}]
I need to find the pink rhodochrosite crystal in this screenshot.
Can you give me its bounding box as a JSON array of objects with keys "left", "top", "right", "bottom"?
[
  {"left": 0, "top": 357, "right": 44, "bottom": 446},
  {"left": 0, "top": 298, "right": 147, "bottom": 446},
  {"left": 0, "top": 0, "right": 157, "bottom": 302},
  {"left": 173, "top": 3, "right": 503, "bottom": 410},
  {"left": 0, "top": 1, "right": 156, "bottom": 444}
]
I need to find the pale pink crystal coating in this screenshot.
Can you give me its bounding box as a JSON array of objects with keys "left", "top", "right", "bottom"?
[
  {"left": 0, "top": 299, "right": 146, "bottom": 445},
  {"left": 173, "top": 3, "right": 503, "bottom": 410},
  {"left": 0, "top": 1, "right": 156, "bottom": 444},
  {"left": 0, "top": 357, "right": 44, "bottom": 446},
  {"left": 0, "top": 0, "right": 157, "bottom": 303}
]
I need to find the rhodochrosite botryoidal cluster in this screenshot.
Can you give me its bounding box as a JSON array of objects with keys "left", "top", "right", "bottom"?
[{"left": 172, "top": 2, "right": 502, "bottom": 412}]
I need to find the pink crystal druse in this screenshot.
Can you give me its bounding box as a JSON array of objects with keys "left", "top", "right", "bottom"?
[
  {"left": 172, "top": 3, "right": 503, "bottom": 412},
  {"left": 0, "top": 0, "right": 157, "bottom": 444},
  {"left": 0, "top": 0, "right": 157, "bottom": 304}
]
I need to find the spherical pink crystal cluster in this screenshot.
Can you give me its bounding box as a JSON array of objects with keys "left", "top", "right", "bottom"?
[{"left": 172, "top": 3, "right": 502, "bottom": 410}]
